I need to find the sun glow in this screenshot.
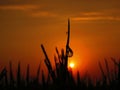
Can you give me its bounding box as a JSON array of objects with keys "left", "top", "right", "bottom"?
[{"left": 69, "top": 62, "right": 75, "bottom": 68}]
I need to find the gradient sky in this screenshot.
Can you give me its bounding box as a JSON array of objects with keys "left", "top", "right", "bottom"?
[{"left": 0, "top": 0, "right": 120, "bottom": 78}]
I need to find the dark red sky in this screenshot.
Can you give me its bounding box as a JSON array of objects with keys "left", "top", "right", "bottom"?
[{"left": 0, "top": 0, "right": 120, "bottom": 77}]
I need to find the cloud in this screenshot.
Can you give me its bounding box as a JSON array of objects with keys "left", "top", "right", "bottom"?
[
  {"left": 0, "top": 5, "right": 40, "bottom": 11},
  {"left": 72, "top": 10, "right": 120, "bottom": 22},
  {"left": 0, "top": 4, "right": 59, "bottom": 18},
  {"left": 30, "top": 11, "right": 58, "bottom": 18},
  {"left": 72, "top": 16, "right": 120, "bottom": 21},
  {"left": 81, "top": 12, "right": 104, "bottom": 16}
]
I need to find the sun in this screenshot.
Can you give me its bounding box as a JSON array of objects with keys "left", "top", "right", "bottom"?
[{"left": 69, "top": 62, "right": 75, "bottom": 68}]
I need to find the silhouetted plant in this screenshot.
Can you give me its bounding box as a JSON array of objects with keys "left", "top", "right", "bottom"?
[
  {"left": 17, "top": 62, "right": 21, "bottom": 88},
  {"left": 41, "top": 44, "right": 56, "bottom": 82},
  {"left": 26, "top": 64, "right": 30, "bottom": 86}
]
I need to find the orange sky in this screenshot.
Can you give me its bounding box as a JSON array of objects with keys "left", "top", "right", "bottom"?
[{"left": 0, "top": 0, "right": 120, "bottom": 78}]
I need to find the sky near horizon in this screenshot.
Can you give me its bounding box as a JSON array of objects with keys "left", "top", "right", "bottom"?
[{"left": 0, "top": 0, "right": 120, "bottom": 77}]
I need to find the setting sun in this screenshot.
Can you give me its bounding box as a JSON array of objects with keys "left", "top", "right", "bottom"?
[{"left": 69, "top": 63, "right": 75, "bottom": 68}]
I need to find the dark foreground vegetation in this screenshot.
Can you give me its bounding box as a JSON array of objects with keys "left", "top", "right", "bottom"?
[
  {"left": 0, "top": 54, "right": 120, "bottom": 90},
  {"left": 0, "top": 19, "right": 120, "bottom": 90}
]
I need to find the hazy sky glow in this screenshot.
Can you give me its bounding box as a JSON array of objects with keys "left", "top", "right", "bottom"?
[{"left": 0, "top": 0, "right": 120, "bottom": 78}]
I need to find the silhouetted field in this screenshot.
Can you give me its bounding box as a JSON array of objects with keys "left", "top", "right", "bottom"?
[
  {"left": 0, "top": 19, "right": 120, "bottom": 90},
  {"left": 0, "top": 48, "right": 120, "bottom": 90}
]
